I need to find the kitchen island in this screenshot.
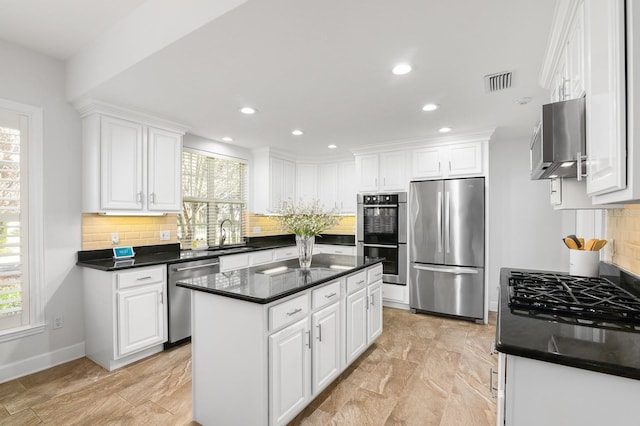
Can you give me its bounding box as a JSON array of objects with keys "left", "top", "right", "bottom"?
[
  {"left": 495, "top": 266, "right": 640, "bottom": 426},
  {"left": 177, "top": 254, "right": 384, "bottom": 426}
]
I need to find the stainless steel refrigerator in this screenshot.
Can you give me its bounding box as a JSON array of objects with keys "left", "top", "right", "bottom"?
[{"left": 409, "top": 178, "right": 484, "bottom": 320}]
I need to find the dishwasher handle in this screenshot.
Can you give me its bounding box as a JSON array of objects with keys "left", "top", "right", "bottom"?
[{"left": 173, "top": 261, "right": 220, "bottom": 272}]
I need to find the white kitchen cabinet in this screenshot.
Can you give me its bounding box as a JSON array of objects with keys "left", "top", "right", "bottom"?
[
  {"left": 117, "top": 282, "right": 166, "bottom": 356},
  {"left": 499, "top": 353, "right": 640, "bottom": 426},
  {"left": 271, "top": 157, "right": 297, "bottom": 211},
  {"left": 345, "top": 287, "right": 368, "bottom": 364},
  {"left": 411, "top": 142, "right": 483, "bottom": 180},
  {"left": 82, "top": 265, "right": 168, "bottom": 371},
  {"left": 311, "top": 302, "right": 341, "bottom": 394},
  {"left": 355, "top": 152, "right": 405, "bottom": 192},
  {"left": 345, "top": 265, "right": 382, "bottom": 364},
  {"left": 314, "top": 244, "right": 356, "bottom": 256},
  {"left": 269, "top": 317, "right": 311, "bottom": 426},
  {"left": 317, "top": 163, "right": 337, "bottom": 209},
  {"left": 79, "top": 104, "right": 186, "bottom": 214},
  {"left": 585, "top": 0, "right": 626, "bottom": 197},
  {"left": 219, "top": 249, "right": 277, "bottom": 272},
  {"left": 381, "top": 283, "right": 408, "bottom": 306},
  {"left": 567, "top": 2, "right": 585, "bottom": 99},
  {"left": 367, "top": 281, "right": 382, "bottom": 342},
  {"left": 337, "top": 161, "right": 357, "bottom": 213},
  {"left": 273, "top": 246, "right": 297, "bottom": 261},
  {"left": 296, "top": 163, "right": 318, "bottom": 204}
]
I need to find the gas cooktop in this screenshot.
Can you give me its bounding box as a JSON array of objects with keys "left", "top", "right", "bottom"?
[{"left": 508, "top": 271, "right": 640, "bottom": 333}]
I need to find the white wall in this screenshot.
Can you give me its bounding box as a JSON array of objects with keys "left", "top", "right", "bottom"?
[
  {"left": 0, "top": 40, "right": 84, "bottom": 381},
  {"left": 488, "top": 136, "right": 575, "bottom": 311}
]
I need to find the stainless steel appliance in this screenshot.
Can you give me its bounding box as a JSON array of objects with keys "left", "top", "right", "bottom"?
[
  {"left": 530, "top": 96, "right": 586, "bottom": 180},
  {"left": 167, "top": 258, "right": 220, "bottom": 347},
  {"left": 409, "top": 178, "right": 484, "bottom": 320},
  {"left": 357, "top": 192, "right": 407, "bottom": 286}
]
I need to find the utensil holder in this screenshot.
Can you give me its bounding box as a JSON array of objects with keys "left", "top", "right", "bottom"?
[{"left": 569, "top": 249, "right": 600, "bottom": 277}]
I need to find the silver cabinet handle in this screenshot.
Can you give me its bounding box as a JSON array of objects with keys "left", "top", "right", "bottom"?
[
  {"left": 370, "top": 294, "right": 374, "bottom": 307},
  {"left": 317, "top": 324, "right": 322, "bottom": 342},
  {"left": 363, "top": 243, "right": 397, "bottom": 249},
  {"left": 174, "top": 262, "right": 220, "bottom": 272},
  {"left": 160, "top": 291, "right": 163, "bottom": 304},
  {"left": 287, "top": 308, "right": 302, "bottom": 316},
  {"left": 137, "top": 192, "right": 143, "bottom": 203},
  {"left": 136, "top": 276, "right": 152, "bottom": 281},
  {"left": 324, "top": 292, "right": 337, "bottom": 299},
  {"left": 305, "top": 330, "right": 311, "bottom": 348},
  {"left": 489, "top": 368, "right": 498, "bottom": 398},
  {"left": 356, "top": 279, "right": 365, "bottom": 285},
  {"left": 413, "top": 264, "right": 479, "bottom": 275}
]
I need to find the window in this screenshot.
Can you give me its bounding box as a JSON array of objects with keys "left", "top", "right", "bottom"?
[
  {"left": 178, "top": 150, "right": 247, "bottom": 248},
  {"left": 0, "top": 100, "right": 44, "bottom": 341}
]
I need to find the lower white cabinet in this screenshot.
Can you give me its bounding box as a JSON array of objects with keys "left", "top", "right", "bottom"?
[
  {"left": 346, "top": 288, "right": 368, "bottom": 364},
  {"left": 312, "top": 302, "right": 341, "bottom": 393},
  {"left": 367, "top": 281, "right": 383, "bottom": 342},
  {"left": 314, "top": 244, "right": 356, "bottom": 256},
  {"left": 269, "top": 318, "right": 311, "bottom": 426},
  {"left": 83, "top": 265, "right": 168, "bottom": 371},
  {"left": 346, "top": 265, "right": 383, "bottom": 364}
]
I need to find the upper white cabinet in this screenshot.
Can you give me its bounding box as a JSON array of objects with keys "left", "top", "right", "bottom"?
[
  {"left": 296, "top": 163, "right": 318, "bottom": 204},
  {"left": 411, "top": 142, "right": 484, "bottom": 180},
  {"left": 253, "top": 149, "right": 296, "bottom": 214},
  {"left": 355, "top": 152, "right": 405, "bottom": 192},
  {"left": 316, "top": 161, "right": 356, "bottom": 213},
  {"left": 77, "top": 101, "right": 187, "bottom": 214},
  {"left": 337, "top": 161, "right": 357, "bottom": 213},
  {"left": 585, "top": 0, "right": 626, "bottom": 197},
  {"left": 317, "top": 163, "right": 338, "bottom": 210},
  {"left": 548, "top": 2, "right": 585, "bottom": 102}
]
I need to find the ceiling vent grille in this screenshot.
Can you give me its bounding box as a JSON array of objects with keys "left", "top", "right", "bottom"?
[{"left": 485, "top": 71, "right": 512, "bottom": 93}]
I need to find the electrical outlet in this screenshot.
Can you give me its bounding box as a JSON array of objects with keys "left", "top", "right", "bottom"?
[
  {"left": 160, "top": 230, "right": 170, "bottom": 241},
  {"left": 253, "top": 226, "right": 261, "bottom": 234},
  {"left": 53, "top": 316, "right": 64, "bottom": 329},
  {"left": 111, "top": 232, "right": 119, "bottom": 245}
]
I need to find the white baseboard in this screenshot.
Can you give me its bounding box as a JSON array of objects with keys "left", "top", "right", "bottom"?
[
  {"left": 382, "top": 300, "right": 410, "bottom": 310},
  {"left": 0, "top": 342, "right": 85, "bottom": 383},
  {"left": 489, "top": 301, "right": 498, "bottom": 312}
]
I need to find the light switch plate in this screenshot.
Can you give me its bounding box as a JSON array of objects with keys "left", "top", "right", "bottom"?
[{"left": 160, "top": 230, "right": 170, "bottom": 241}]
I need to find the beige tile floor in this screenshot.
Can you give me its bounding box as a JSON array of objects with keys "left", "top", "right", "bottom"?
[{"left": 0, "top": 307, "right": 497, "bottom": 425}]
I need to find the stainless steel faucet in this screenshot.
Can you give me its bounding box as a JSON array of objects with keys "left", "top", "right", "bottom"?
[{"left": 219, "top": 219, "right": 232, "bottom": 247}]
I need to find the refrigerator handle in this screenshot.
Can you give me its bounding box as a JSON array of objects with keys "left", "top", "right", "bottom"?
[
  {"left": 412, "top": 264, "right": 479, "bottom": 275},
  {"left": 444, "top": 191, "right": 450, "bottom": 254},
  {"left": 437, "top": 191, "right": 443, "bottom": 253}
]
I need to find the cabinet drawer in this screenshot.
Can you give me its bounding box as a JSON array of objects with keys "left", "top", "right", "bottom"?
[
  {"left": 367, "top": 264, "right": 383, "bottom": 283},
  {"left": 220, "top": 253, "right": 250, "bottom": 272},
  {"left": 273, "top": 246, "right": 297, "bottom": 260},
  {"left": 312, "top": 281, "right": 341, "bottom": 310},
  {"left": 382, "top": 283, "right": 405, "bottom": 303},
  {"left": 346, "top": 271, "right": 367, "bottom": 294},
  {"left": 269, "top": 294, "right": 309, "bottom": 331},
  {"left": 249, "top": 250, "right": 273, "bottom": 266},
  {"left": 117, "top": 266, "right": 165, "bottom": 289}
]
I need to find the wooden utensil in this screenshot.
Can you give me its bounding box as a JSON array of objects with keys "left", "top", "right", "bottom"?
[
  {"left": 584, "top": 239, "right": 597, "bottom": 251},
  {"left": 592, "top": 240, "right": 607, "bottom": 251},
  {"left": 563, "top": 237, "right": 579, "bottom": 250},
  {"left": 566, "top": 234, "right": 582, "bottom": 249}
]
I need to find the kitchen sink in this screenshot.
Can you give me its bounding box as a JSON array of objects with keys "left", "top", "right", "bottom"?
[{"left": 207, "top": 246, "right": 255, "bottom": 255}]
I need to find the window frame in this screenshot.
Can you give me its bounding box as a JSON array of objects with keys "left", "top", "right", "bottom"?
[
  {"left": 178, "top": 148, "right": 248, "bottom": 249},
  {"left": 0, "top": 98, "right": 45, "bottom": 342}
]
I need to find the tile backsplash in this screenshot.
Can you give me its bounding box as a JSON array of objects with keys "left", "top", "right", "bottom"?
[
  {"left": 606, "top": 205, "right": 640, "bottom": 275},
  {"left": 81, "top": 213, "right": 178, "bottom": 250},
  {"left": 245, "top": 213, "right": 356, "bottom": 238}
]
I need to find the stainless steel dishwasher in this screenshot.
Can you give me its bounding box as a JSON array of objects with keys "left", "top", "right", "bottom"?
[{"left": 166, "top": 258, "right": 219, "bottom": 348}]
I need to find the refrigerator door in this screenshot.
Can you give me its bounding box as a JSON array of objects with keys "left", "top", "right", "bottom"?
[
  {"left": 409, "top": 180, "right": 444, "bottom": 264},
  {"left": 444, "top": 178, "right": 485, "bottom": 267},
  {"left": 409, "top": 263, "right": 484, "bottom": 319}
]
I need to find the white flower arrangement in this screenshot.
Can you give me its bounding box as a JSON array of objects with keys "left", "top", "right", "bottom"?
[{"left": 272, "top": 199, "right": 339, "bottom": 237}]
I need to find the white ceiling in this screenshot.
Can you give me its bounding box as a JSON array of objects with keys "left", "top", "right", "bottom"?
[{"left": 0, "top": 0, "right": 557, "bottom": 159}]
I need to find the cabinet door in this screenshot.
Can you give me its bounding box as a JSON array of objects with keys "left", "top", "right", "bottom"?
[
  {"left": 269, "top": 318, "right": 310, "bottom": 426},
  {"left": 367, "top": 282, "right": 383, "bottom": 343},
  {"left": 312, "top": 302, "right": 341, "bottom": 394},
  {"left": 337, "top": 161, "right": 357, "bottom": 213},
  {"left": 270, "top": 157, "right": 284, "bottom": 210},
  {"left": 283, "top": 160, "right": 297, "bottom": 207},
  {"left": 117, "top": 283, "right": 165, "bottom": 357},
  {"left": 379, "top": 152, "right": 405, "bottom": 190},
  {"left": 355, "top": 154, "right": 379, "bottom": 192},
  {"left": 447, "top": 142, "right": 483, "bottom": 177},
  {"left": 100, "top": 116, "right": 144, "bottom": 210},
  {"left": 296, "top": 163, "right": 318, "bottom": 204},
  {"left": 147, "top": 127, "right": 182, "bottom": 212},
  {"left": 567, "top": 1, "right": 585, "bottom": 99},
  {"left": 585, "top": 0, "right": 626, "bottom": 196},
  {"left": 345, "top": 288, "right": 368, "bottom": 364},
  {"left": 318, "top": 163, "right": 338, "bottom": 210},
  {"left": 412, "top": 147, "right": 443, "bottom": 179}
]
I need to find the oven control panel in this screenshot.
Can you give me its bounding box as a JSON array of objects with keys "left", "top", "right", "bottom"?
[{"left": 362, "top": 194, "right": 398, "bottom": 205}]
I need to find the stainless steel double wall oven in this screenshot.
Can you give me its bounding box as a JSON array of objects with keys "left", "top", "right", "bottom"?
[{"left": 357, "top": 193, "right": 407, "bottom": 286}]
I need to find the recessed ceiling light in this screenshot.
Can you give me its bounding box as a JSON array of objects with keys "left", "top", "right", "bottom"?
[
  {"left": 292, "top": 129, "right": 303, "bottom": 136},
  {"left": 328, "top": 144, "right": 337, "bottom": 149},
  {"left": 422, "top": 103, "right": 439, "bottom": 112},
  {"left": 439, "top": 127, "right": 452, "bottom": 133},
  {"left": 560, "top": 161, "right": 575, "bottom": 168},
  {"left": 392, "top": 63, "right": 412, "bottom": 75},
  {"left": 222, "top": 136, "right": 233, "bottom": 142},
  {"left": 240, "top": 107, "right": 257, "bottom": 114}
]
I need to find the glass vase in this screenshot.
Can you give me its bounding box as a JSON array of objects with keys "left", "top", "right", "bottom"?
[{"left": 295, "top": 235, "right": 315, "bottom": 269}]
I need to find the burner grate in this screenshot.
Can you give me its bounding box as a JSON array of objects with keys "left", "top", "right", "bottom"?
[{"left": 508, "top": 271, "right": 640, "bottom": 332}]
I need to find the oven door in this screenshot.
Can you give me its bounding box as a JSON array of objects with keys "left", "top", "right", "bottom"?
[
  {"left": 362, "top": 205, "right": 399, "bottom": 244},
  {"left": 359, "top": 242, "right": 406, "bottom": 285}
]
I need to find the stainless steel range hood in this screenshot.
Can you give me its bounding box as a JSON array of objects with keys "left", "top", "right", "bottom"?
[{"left": 530, "top": 97, "right": 586, "bottom": 180}]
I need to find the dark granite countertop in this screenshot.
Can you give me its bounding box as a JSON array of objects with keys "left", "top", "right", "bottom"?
[
  {"left": 496, "top": 264, "right": 640, "bottom": 380},
  {"left": 176, "top": 254, "right": 382, "bottom": 304},
  {"left": 76, "top": 235, "right": 356, "bottom": 271}
]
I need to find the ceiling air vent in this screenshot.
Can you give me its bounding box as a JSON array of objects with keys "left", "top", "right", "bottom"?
[{"left": 484, "top": 71, "right": 512, "bottom": 93}]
